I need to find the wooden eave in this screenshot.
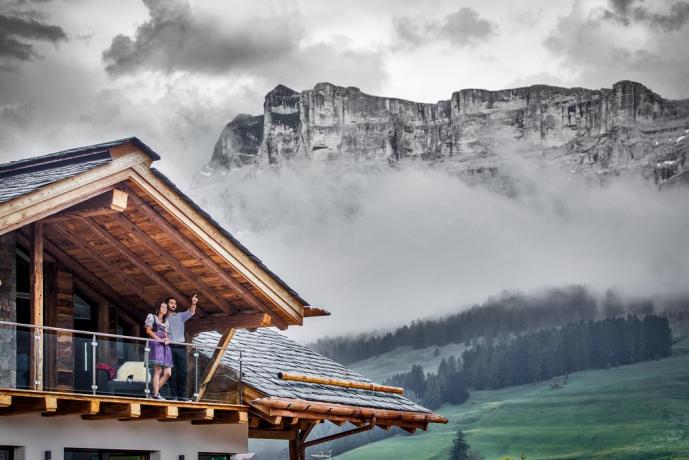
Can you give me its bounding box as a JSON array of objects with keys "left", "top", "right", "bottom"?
[
  {"left": 0, "top": 388, "right": 248, "bottom": 425},
  {"left": 242, "top": 385, "right": 447, "bottom": 437},
  {"left": 0, "top": 140, "right": 307, "bottom": 328}
]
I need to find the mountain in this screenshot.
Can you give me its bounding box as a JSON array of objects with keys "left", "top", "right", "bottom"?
[{"left": 211, "top": 81, "right": 689, "bottom": 182}]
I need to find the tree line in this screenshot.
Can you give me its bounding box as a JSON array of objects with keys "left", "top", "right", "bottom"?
[
  {"left": 312, "top": 286, "right": 603, "bottom": 364},
  {"left": 385, "top": 315, "right": 673, "bottom": 409}
]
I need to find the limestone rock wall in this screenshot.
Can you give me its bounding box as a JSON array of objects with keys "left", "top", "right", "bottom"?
[{"left": 211, "top": 80, "right": 689, "bottom": 180}]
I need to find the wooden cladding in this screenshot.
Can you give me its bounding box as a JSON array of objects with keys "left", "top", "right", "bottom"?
[{"left": 276, "top": 372, "right": 405, "bottom": 395}]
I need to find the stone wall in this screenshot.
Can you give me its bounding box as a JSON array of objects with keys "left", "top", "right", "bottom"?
[{"left": 0, "top": 233, "right": 16, "bottom": 388}]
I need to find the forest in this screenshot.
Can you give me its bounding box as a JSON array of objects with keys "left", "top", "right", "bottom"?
[{"left": 385, "top": 314, "right": 673, "bottom": 409}]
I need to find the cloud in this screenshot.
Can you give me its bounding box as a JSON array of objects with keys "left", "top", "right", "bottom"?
[
  {"left": 393, "top": 7, "right": 497, "bottom": 49},
  {"left": 604, "top": 0, "right": 689, "bottom": 32},
  {"left": 0, "top": 10, "right": 66, "bottom": 64},
  {"left": 544, "top": 1, "right": 689, "bottom": 99},
  {"left": 191, "top": 149, "right": 689, "bottom": 342},
  {"left": 102, "top": 0, "right": 299, "bottom": 76},
  {"left": 101, "top": 0, "right": 387, "bottom": 93}
]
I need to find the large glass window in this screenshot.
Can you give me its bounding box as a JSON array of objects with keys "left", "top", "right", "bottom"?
[
  {"left": 64, "top": 450, "right": 149, "bottom": 460},
  {"left": 0, "top": 447, "right": 13, "bottom": 460},
  {"left": 199, "top": 455, "right": 234, "bottom": 460}
]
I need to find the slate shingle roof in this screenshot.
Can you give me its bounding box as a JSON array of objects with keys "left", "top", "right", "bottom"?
[
  {"left": 195, "top": 328, "right": 431, "bottom": 413},
  {"left": 0, "top": 137, "right": 307, "bottom": 305},
  {"left": 0, "top": 137, "right": 159, "bottom": 204}
]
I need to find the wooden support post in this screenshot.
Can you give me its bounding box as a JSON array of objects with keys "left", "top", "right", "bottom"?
[
  {"left": 30, "top": 222, "right": 44, "bottom": 390},
  {"left": 97, "top": 300, "right": 110, "bottom": 363},
  {"left": 195, "top": 328, "right": 236, "bottom": 401}
]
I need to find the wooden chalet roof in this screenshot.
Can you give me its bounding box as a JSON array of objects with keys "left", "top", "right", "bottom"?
[
  {"left": 195, "top": 329, "right": 447, "bottom": 431},
  {"left": 0, "top": 138, "right": 313, "bottom": 329}
]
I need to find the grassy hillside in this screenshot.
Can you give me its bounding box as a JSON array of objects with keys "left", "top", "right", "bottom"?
[
  {"left": 349, "top": 342, "right": 467, "bottom": 382},
  {"left": 335, "top": 342, "right": 689, "bottom": 460}
]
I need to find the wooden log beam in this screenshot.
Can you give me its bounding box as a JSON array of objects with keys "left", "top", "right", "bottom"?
[
  {"left": 277, "top": 372, "right": 404, "bottom": 395},
  {"left": 0, "top": 396, "right": 11, "bottom": 408},
  {"left": 195, "top": 328, "right": 236, "bottom": 401},
  {"left": 30, "top": 222, "right": 44, "bottom": 391},
  {"left": 45, "top": 189, "right": 129, "bottom": 222},
  {"left": 191, "top": 410, "right": 247, "bottom": 425},
  {"left": 79, "top": 216, "right": 204, "bottom": 316},
  {"left": 132, "top": 405, "right": 178, "bottom": 421},
  {"left": 43, "top": 400, "right": 100, "bottom": 417},
  {"left": 0, "top": 396, "right": 56, "bottom": 416},
  {"left": 112, "top": 212, "right": 235, "bottom": 315},
  {"left": 188, "top": 312, "right": 272, "bottom": 335},
  {"left": 250, "top": 429, "right": 297, "bottom": 440},
  {"left": 124, "top": 190, "right": 287, "bottom": 326},
  {"left": 47, "top": 223, "right": 156, "bottom": 306},
  {"left": 83, "top": 402, "right": 140, "bottom": 420},
  {"left": 172, "top": 407, "right": 214, "bottom": 422}
]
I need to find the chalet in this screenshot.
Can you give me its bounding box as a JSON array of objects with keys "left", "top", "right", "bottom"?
[{"left": 0, "top": 138, "right": 446, "bottom": 460}]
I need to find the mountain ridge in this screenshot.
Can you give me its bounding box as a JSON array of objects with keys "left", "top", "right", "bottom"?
[{"left": 212, "top": 80, "right": 689, "bottom": 182}]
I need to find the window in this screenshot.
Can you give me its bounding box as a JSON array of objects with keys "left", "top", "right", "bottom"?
[
  {"left": 0, "top": 448, "right": 13, "bottom": 460},
  {"left": 199, "top": 455, "right": 234, "bottom": 460},
  {"left": 64, "top": 450, "right": 149, "bottom": 460}
]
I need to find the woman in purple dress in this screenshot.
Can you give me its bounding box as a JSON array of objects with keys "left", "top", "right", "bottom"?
[{"left": 144, "top": 301, "right": 173, "bottom": 400}]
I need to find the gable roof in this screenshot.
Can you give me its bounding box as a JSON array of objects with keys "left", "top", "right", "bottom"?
[
  {"left": 0, "top": 137, "right": 308, "bottom": 313},
  {"left": 195, "top": 329, "right": 429, "bottom": 413}
]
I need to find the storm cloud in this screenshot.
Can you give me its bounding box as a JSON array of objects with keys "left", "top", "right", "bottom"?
[
  {"left": 393, "top": 7, "right": 497, "bottom": 49},
  {"left": 605, "top": 0, "right": 689, "bottom": 32},
  {"left": 0, "top": 11, "right": 66, "bottom": 64}
]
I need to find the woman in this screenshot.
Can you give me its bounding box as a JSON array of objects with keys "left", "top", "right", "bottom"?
[{"left": 144, "top": 300, "right": 173, "bottom": 400}]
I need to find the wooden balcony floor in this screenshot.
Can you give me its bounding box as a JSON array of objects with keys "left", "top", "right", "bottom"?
[{"left": 0, "top": 388, "right": 248, "bottom": 424}]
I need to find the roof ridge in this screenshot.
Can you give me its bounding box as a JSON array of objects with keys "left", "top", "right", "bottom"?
[{"left": 0, "top": 137, "right": 160, "bottom": 178}]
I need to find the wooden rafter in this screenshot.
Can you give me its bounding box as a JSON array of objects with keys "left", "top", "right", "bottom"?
[
  {"left": 47, "top": 222, "right": 156, "bottom": 306},
  {"left": 111, "top": 212, "right": 236, "bottom": 315},
  {"left": 187, "top": 312, "right": 272, "bottom": 335},
  {"left": 195, "top": 328, "right": 236, "bottom": 402},
  {"left": 45, "top": 189, "right": 129, "bottom": 222},
  {"left": 79, "top": 216, "right": 206, "bottom": 317},
  {"left": 124, "top": 189, "right": 287, "bottom": 327}
]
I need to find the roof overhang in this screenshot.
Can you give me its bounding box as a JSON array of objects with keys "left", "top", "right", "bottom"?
[{"left": 0, "top": 138, "right": 309, "bottom": 329}]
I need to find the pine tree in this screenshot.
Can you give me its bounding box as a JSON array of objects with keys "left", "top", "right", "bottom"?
[{"left": 450, "top": 430, "right": 470, "bottom": 460}]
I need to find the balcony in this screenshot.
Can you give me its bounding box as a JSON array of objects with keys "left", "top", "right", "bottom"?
[{"left": 0, "top": 320, "right": 248, "bottom": 424}]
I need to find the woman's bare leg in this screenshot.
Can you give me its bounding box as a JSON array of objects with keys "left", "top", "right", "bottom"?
[
  {"left": 159, "top": 367, "right": 172, "bottom": 389},
  {"left": 152, "top": 365, "right": 162, "bottom": 396}
]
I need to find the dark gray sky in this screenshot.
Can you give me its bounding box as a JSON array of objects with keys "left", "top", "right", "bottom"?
[{"left": 1, "top": 0, "right": 689, "bottom": 183}]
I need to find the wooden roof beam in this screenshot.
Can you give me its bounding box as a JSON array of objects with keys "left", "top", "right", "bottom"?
[
  {"left": 17, "top": 228, "right": 144, "bottom": 321},
  {"left": 45, "top": 189, "right": 128, "bottom": 222},
  {"left": 47, "top": 223, "right": 157, "bottom": 306},
  {"left": 124, "top": 189, "right": 288, "bottom": 328},
  {"left": 195, "top": 328, "right": 236, "bottom": 401},
  {"left": 79, "top": 216, "right": 208, "bottom": 318},
  {"left": 188, "top": 312, "right": 272, "bottom": 335},
  {"left": 112, "top": 212, "right": 238, "bottom": 315}
]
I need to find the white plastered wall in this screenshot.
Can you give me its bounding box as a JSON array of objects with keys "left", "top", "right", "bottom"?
[{"left": 0, "top": 412, "right": 248, "bottom": 460}]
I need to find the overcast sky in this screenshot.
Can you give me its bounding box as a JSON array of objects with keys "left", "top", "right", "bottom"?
[
  {"left": 2, "top": 0, "right": 689, "bottom": 341},
  {"left": 1, "top": 0, "right": 689, "bottom": 182}
]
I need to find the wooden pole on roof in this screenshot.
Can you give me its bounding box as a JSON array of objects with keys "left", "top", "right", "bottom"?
[{"left": 30, "top": 222, "right": 44, "bottom": 390}]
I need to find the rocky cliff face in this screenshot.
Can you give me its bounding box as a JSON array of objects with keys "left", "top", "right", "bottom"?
[{"left": 212, "top": 81, "right": 689, "bottom": 181}]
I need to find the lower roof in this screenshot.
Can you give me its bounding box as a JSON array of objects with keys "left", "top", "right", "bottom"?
[{"left": 195, "top": 328, "right": 430, "bottom": 414}]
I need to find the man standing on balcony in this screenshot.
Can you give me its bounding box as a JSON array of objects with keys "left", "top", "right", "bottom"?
[{"left": 166, "top": 294, "right": 198, "bottom": 401}]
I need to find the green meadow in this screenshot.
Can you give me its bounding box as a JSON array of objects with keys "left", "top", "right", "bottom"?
[{"left": 336, "top": 341, "right": 689, "bottom": 460}]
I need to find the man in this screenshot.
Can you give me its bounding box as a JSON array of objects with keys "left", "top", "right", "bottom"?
[{"left": 166, "top": 294, "right": 198, "bottom": 401}]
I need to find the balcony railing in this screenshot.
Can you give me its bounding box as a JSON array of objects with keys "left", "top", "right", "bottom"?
[{"left": 0, "top": 320, "right": 242, "bottom": 405}]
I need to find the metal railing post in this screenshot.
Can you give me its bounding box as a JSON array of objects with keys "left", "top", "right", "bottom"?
[
  {"left": 33, "top": 327, "right": 41, "bottom": 390},
  {"left": 193, "top": 346, "right": 199, "bottom": 400},
  {"left": 91, "top": 334, "right": 98, "bottom": 395},
  {"left": 144, "top": 339, "right": 151, "bottom": 398},
  {"left": 239, "top": 349, "right": 243, "bottom": 405}
]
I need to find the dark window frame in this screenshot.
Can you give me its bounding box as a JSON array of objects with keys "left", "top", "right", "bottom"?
[{"left": 0, "top": 447, "right": 14, "bottom": 460}]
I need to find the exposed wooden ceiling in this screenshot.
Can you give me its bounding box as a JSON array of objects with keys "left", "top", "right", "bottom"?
[{"left": 33, "top": 181, "right": 296, "bottom": 330}]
